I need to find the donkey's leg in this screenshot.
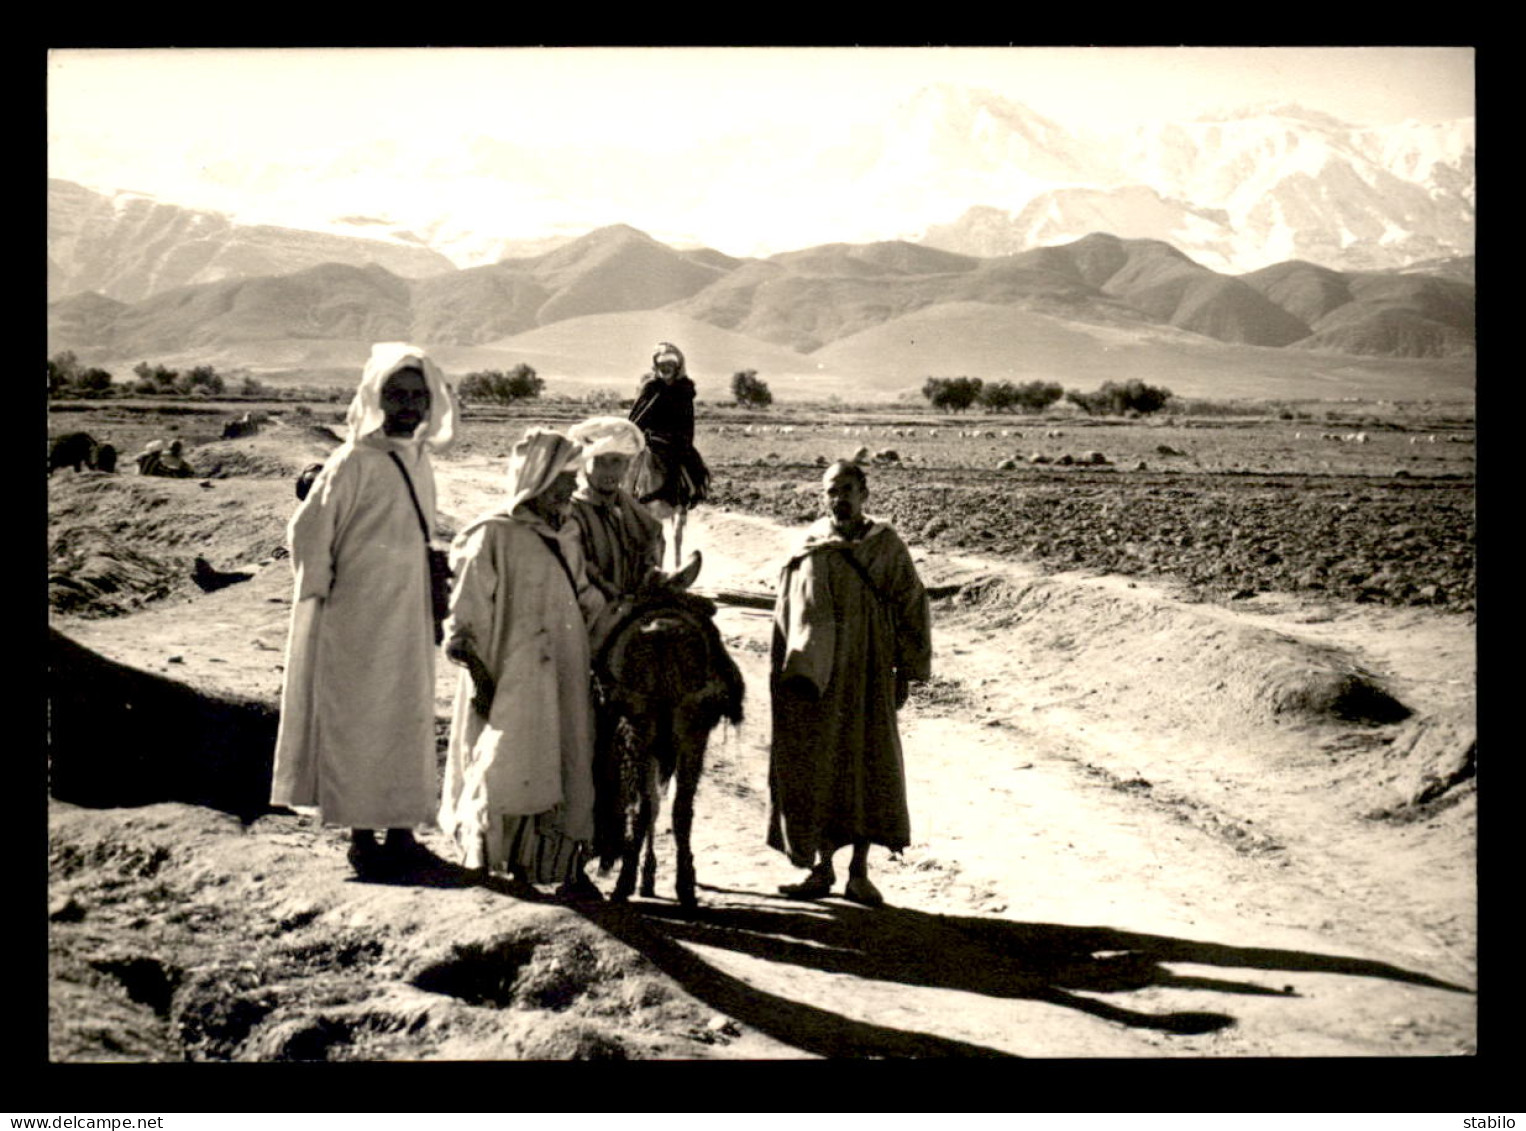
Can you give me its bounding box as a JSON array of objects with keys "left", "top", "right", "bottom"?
[
  {"left": 638, "top": 758, "right": 662, "bottom": 898},
  {"left": 672, "top": 727, "right": 705, "bottom": 910},
  {"left": 610, "top": 722, "right": 646, "bottom": 904},
  {"left": 612, "top": 786, "right": 647, "bottom": 904},
  {"left": 673, "top": 506, "right": 689, "bottom": 570}
]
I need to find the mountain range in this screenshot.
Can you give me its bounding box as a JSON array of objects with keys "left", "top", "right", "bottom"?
[
  {"left": 50, "top": 85, "right": 1474, "bottom": 299},
  {"left": 916, "top": 93, "right": 1474, "bottom": 275},
  {"left": 48, "top": 218, "right": 1476, "bottom": 403}
]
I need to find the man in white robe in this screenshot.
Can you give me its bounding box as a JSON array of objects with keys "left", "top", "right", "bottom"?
[
  {"left": 438, "top": 429, "right": 607, "bottom": 901},
  {"left": 271, "top": 342, "right": 457, "bottom": 878}
]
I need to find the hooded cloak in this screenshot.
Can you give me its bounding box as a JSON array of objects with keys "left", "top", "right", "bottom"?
[
  {"left": 270, "top": 344, "right": 451, "bottom": 827},
  {"left": 345, "top": 342, "right": 457, "bottom": 450},
  {"left": 438, "top": 430, "right": 606, "bottom": 879}
]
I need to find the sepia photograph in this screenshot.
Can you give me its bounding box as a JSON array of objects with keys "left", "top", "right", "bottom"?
[{"left": 45, "top": 45, "right": 1476, "bottom": 1066}]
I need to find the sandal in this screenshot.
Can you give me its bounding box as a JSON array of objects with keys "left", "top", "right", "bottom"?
[
  {"left": 347, "top": 837, "right": 387, "bottom": 880},
  {"left": 779, "top": 867, "right": 836, "bottom": 900},
  {"left": 842, "top": 874, "right": 884, "bottom": 908},
  {"left": 556, "top": 873, "right": 605, "bottom": 903}
]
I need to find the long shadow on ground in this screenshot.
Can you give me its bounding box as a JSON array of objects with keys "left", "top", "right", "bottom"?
[
  {"left": 580, "top": 886, "right": 1473, "bottom": 1058},
  {"left": 48, "top": 628, "right": 278, "bottom": 821}
]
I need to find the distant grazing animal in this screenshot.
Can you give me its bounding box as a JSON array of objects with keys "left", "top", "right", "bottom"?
[
  {"left": 193, "top": 556, "right": 255, "bottom": 593},
  {"left": 593, "top": 554, "right": 745, "bottom": 909},
  {"left": 852, "top": 446, "right": 871, "bottom": 463},
  {"left": 48, "top": 432, "right": 98, "bottom": 475},
  {"left": 93, "top": 443, "right": 117, "bottom": 474},
  {"left": 873, "top": 449, "right": 901, "bottom": 464}
]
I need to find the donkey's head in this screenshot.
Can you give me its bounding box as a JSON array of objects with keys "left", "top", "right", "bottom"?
[{"left": 598, "top": 550, "right": 744, "bottom": 727}]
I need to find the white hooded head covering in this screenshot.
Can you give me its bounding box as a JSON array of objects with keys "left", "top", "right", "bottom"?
[
  {"left": 502, "top": 428, "right": 584, "bottom": 516},
  {"left": 345, "top": 342, "right": 457, "bottom": 447},
  {"left": 652, "top": 341, "right": 687, "bottom": 378},
  {"left": 567, "top": 416, "right": 645, "bottom": 465}
]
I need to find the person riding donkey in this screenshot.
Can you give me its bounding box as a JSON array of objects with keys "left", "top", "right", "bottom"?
[{"left": 626, "top": 342, "right": 709, "bottom": 571}]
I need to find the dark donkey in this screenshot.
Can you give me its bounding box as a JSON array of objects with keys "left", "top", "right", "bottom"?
[{"left": 593, "top": 552, "right": 745, "bottom": 909}]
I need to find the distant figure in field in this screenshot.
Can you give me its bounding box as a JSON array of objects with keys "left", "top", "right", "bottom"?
[
  {"left": 270, "top": 342, "right": 458, "bottom": 880},
  {"left": 142, "top": 439, "right": 196, "bottom": 478},
  {"left": 135, "top": 440, "right": 167, "bottom": 476},
  {"left": 93, "top": 443, "right": 117, "bottom": 473},
  {"left": 768, "top": 460, "right": 932, "bottom": 908},
  {"left": 627, "top": 342, "right": 710, "bottom": 570}
]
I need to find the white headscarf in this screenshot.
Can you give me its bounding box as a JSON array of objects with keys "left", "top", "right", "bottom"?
[
  {"left": 652, "top": 341, "right": 687, "bottom": 378},
  {"left": 567, "top": 416, "right": 645, "bottom": 465},
  {"left": 502, "top": 428, "right": 584, "bottom": 516},
  {"left": 345, "top": 342, "right": 457, "bottom": 448}
]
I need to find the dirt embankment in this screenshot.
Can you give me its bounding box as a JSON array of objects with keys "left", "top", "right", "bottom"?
[{"left": 47, "top": 446, "right": 1477, "bottom": 1061}]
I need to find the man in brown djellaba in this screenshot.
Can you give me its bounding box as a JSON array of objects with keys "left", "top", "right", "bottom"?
[{"left": 768, "top": 459, "right": 932, "bottom": 907}]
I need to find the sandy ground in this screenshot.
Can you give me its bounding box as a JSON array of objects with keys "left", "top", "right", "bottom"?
[{"left": 46, "top": 454, "right": 1478, "bottom": 1061}]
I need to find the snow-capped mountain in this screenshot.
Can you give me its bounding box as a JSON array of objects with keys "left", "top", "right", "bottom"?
[
  {"left": 923, "top": 99, "right": 1474, "bottom": 273},
  {"left": 49, "top": 85, "right": 1475, "bottom": 298}
]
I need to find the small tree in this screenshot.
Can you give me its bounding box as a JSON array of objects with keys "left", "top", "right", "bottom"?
[
  {"left": 503, "top": 363, "right": 543, "bottom": 402},
  {"left": 732, "top": 369, "right": 773, "bottom": 407},
  {"left": 922, "top": 375, "right": 984, "bottom": 413},
  {"left": 48, "top": 351, "right": 81, "bottom": 396},
  {"left": 132, "top": 361, "right": 180, "bottom": 391},
  {"left": 459, "top": 363, "right": 544, "bottom": 405},
  {"left": 978, "top": 380, "right": 1021, "bottom": 413},
  {"left": 75, "top": 367, "right": 114, "bottom": 395},
  {"left": 1014, "top": 380, "right": 1065, "bottom": 413},
  {"left": 1066, "top": 380, "right": 1174, "bottom": 416},
  {"left": 180, "top": 364, "right": 225, "bottom": 396}
]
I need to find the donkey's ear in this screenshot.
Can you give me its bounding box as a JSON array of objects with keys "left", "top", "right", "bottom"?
[{"left": 668, "top": 549, "right": 702, "bottom": 591}]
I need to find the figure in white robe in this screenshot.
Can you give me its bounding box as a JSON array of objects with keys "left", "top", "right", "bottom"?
[
  {"left": 438, "top": 429, "right": 607, "bottom": 900},
  {"left": 271, "top": 342, "right": 457, "bottom": 877}
]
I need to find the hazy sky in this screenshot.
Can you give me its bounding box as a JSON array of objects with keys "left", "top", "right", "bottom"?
[
  {"left": 49, "top": 46, "right": 1475, "bottom": 149},
  {"left": 47, "top": 46, "right": 1475, "bottom": 256}
]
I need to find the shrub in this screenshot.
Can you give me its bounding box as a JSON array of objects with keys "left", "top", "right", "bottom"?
[
  {"left": 1066, "top": 380, "right": 1174, "bottom": 416},
  {"left": 732, "top": 369, "right": 773, "bottom": 407},
  {"left": 459, "top": 364, "right": 544, "bottom": 405},
  {"left": 922, "top": 376, "right": 984, "bottom": 413}
]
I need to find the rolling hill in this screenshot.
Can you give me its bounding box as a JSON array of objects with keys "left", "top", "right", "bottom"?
[
  {"left": 809, "top": 301, "right": 1475, "bottom": 402},
  {"left": 48, "top": 226, "right": 1476, "bottom": 403}
]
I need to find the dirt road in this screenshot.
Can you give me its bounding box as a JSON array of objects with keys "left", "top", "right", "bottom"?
[{"left": 47, "top": 456, "right": 1477, "bottom": 1059}]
